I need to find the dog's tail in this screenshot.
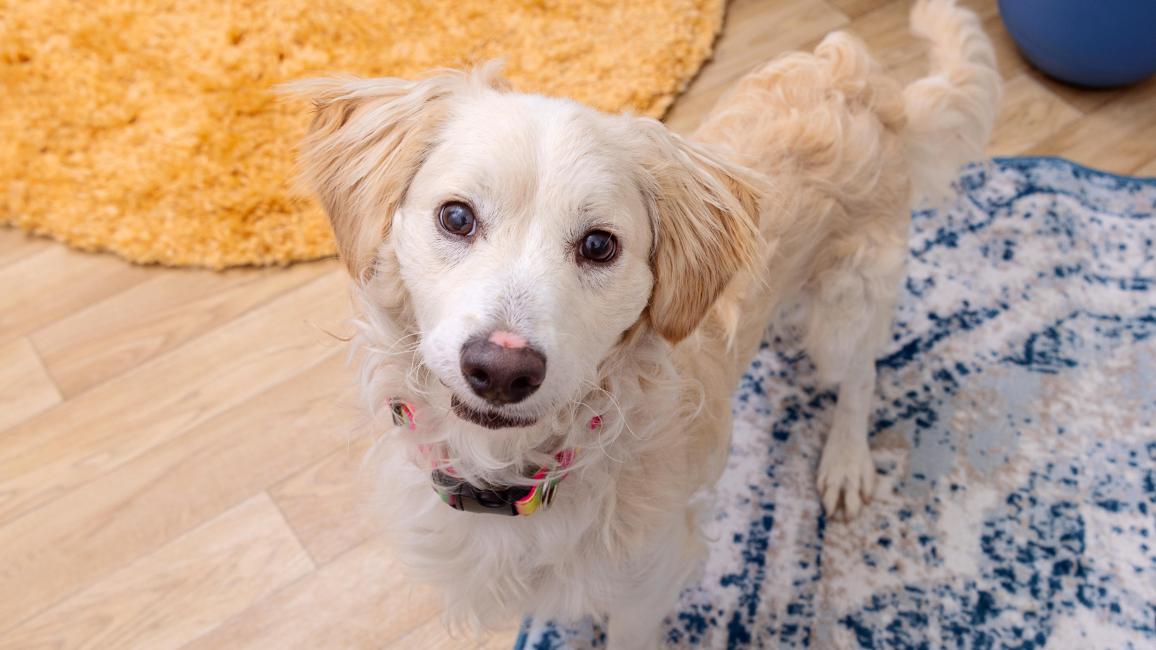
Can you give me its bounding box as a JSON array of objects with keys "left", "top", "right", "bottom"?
[{"left": 903, "top": 0, "right": 1002, "bottom": 204}]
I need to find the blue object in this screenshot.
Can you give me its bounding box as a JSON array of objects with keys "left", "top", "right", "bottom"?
[{"left": 999, "top": 0, "right": 1156, "bottom": 87}]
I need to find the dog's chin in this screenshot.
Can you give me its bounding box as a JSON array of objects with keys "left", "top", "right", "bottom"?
[{"left": 450, "top": 395, "right": 538, "bottom": 430}]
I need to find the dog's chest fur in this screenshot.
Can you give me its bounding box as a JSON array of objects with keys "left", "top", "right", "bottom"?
[{"left": 364, "top": 316, "right": 746, "bottom": 628}]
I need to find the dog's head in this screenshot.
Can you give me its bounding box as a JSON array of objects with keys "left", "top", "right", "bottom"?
[{"left": 291, "top": 66, "right": 761, "bottom": 440}]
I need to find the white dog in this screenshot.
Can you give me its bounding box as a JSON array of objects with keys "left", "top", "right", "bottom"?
[{"left": 289, "top": 1, "right": 999, "bottom": 646}]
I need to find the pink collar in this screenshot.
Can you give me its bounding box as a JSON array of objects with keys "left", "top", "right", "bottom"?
[{"left": 389, "top": 400, "right": 599, "bottom": 517}]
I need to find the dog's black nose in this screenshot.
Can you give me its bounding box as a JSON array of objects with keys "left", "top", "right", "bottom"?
[{"left": 459, "top": 333, "right": 546, "bottom": 406}]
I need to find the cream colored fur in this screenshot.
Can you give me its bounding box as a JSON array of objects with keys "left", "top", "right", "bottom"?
[{"left": 288, "top": 2, "right": 1000, "bottom": 647}]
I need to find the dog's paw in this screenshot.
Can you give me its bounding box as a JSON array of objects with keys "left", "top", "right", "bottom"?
[{"left": 817, "top": 437, "right": 877, "bottom": 521}]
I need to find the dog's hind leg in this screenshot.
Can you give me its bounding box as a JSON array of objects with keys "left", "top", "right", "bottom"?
[{"left": 803, "top": 241, "right": 903, "bottom": 520}]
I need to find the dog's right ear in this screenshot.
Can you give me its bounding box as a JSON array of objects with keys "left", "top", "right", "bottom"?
[{"left": 283, "top": 65, "right": 503, "bottom": 281}]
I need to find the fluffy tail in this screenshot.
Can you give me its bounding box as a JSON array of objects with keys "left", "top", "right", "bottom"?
[{"left": 903, "top": 0, "right": 1002, "bottom": 204}]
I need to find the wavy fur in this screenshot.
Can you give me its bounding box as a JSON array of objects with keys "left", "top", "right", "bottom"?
[{"left": 294, "top": 2, "right": 1000, "bottom": 646}]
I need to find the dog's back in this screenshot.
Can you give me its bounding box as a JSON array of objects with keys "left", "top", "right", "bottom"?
[
  {"left": 683, "top": 0, "right": 1000, "bottom": 515},
  {"left": 691, "top": 0, "right": 1000, "bottom": 366}
]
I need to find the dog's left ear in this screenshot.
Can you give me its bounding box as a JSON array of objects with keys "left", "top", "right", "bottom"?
[{"left": 634, "top": 119, "right": 763, "bottom": 344}]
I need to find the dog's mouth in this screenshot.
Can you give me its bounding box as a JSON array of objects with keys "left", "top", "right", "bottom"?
[{"left": 450, "top": 395, "right": 538, "bottom": 430}]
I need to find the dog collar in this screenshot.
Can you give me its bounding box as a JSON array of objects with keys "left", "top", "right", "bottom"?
[
  {"left": 432, "top": 448, "right": 576, "bottom": 516},
  {"left": 390, "top": 400, "right": 599, "bottom": 517}
]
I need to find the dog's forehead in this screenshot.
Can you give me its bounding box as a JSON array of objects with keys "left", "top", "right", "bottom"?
[{"left": 436, "top": 92, "right": 640, "bottom": 211}]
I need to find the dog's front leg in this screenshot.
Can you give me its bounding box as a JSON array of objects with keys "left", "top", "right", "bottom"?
[
  {"left": 605, "top": 517, "right": 702, "bottom": 650},
  {"left": 816, "top": 345, "right": 880, "bottom": 520}
]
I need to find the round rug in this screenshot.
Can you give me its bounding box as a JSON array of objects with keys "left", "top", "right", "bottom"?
[{"left": 0, "top": 0, "right": 724, "bottom": 268}]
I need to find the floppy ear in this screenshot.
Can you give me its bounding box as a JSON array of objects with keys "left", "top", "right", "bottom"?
[
  {"left": 635, "top": 120, "right": 764, "bottom": 343},
  {"left": 284, "top": 66, "right": 502, "bottom": 280}
]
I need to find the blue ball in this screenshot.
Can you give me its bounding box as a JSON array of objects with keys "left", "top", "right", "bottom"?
[{"left": 999, "top": 0, "right": 1156, "bottom": 88}]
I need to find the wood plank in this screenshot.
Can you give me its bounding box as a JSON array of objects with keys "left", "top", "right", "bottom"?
[
  {"left": 665, "top": 0, "right": 850, "bottom": 133},
  {"left": 0, "top": 352, "right": 352, "bottom": 632},
  {"left": 1132, "top": 156, "right": 1156, "bottom": 178},
  {"left": 0, "top": 267, "right": 348, "bottom": 528},
  {"left": 270, "top": 435, "right": 379, "bottom": 566},
  {"left": 0, "top": 338, "right": 61, "bottom": 431},
  {"left": 955, "top": 0, "right": 1000, "bottom": 19},
  {"left": 1025, "top": 78, "right": 1156, "bottom": 174},
  {"left": 185, "top": 536, "right": 444, "bottom": 650},
  {"left": 0, "top": 494, "right": 313, "bottom": 650},
  {"left": 391, "top": 616, "right": 521, "bottom": 650},
  {"left": 840, "top": 0, "right": 926, "bottom": 72},
  {"left": 0, "top": 228, "right": 51, "bottom": 268},
  {"left": 988, "top": 73, "right": 1083, "bottom": 157},
  {"left": 976, "top": 4, "right": 1035, "bottom": 81},
  {"left": 825, "top": 0, "right": 888, "bottom": 20},
  {"left": 0, "top": 246, "right": 150, "bottom": 344},
  {"left": 1036, "top": 76, "right": 1129, "bottom": 117},
  {"left": 31, "top": 262, "right": 330, "bottom": 398}
]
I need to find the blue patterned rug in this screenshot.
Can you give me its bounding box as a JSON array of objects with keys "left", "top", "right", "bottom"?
[{"left": 516, "top": 157, "right": 1156, "bottom": 649}]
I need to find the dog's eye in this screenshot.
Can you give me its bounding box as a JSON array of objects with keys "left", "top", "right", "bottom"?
[
  {"left": 438, "top": 202, "right": 477, "bottom": 237},
  {"left": 578, "top": 230, "right": 618, "bottom": 264}
]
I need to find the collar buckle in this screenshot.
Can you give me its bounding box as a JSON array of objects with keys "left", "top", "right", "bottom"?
[{"left": 431, "top": 448, "right": 577, "bottom": 517}]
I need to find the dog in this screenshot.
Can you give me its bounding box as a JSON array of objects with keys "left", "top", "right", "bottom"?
[{"left": 287, "top": 1, "right": 999, "bottom": 646}]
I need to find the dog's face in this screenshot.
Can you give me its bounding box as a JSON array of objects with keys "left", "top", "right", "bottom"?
[
  {"left": 395, "top": 93, "right": 656, "bottom": 428},
  {"left": 292, "top": 67, "right": 761, "bottom": 434}
]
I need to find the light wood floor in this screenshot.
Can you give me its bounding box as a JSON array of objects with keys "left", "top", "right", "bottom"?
[{"left": 2, "top": 1, "right": 1154, "bottom": 648}]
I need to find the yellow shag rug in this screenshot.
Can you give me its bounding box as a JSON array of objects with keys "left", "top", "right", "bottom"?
[{"left": 0, "top": 0, "right": 725, "bottom": 268}]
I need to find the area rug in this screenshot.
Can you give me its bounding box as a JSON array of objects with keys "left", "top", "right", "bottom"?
[
  {"left": 517, "top": 157, "right": 1156, "bottom": 649},
  {"left": 0, "top": 0, "right": 723, "bottom": 268}
]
